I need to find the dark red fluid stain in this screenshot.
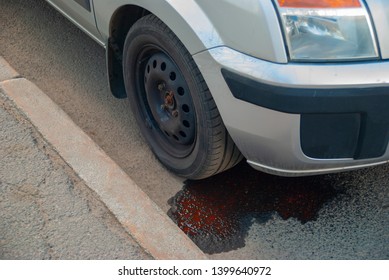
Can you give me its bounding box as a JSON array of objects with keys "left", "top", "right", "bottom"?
[{"left": 168, "top": 162, "right": 340, "bottom": 254}]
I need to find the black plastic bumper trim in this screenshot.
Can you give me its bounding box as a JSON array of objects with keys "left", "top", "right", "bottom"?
[{"left": 221, "top": 68, "right": 389, "bottom": 159}]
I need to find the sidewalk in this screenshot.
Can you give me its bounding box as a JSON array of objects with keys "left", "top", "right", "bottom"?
[
  {"left": 0, "top": 93, "right": 152, "bottom": 259},
  {"left": 0, "top": 57, "right": 206, "bottom": 260}
]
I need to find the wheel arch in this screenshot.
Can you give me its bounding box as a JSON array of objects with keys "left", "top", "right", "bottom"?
[{"left": 96, "top": 0, "right": 223, "bottom": 98}]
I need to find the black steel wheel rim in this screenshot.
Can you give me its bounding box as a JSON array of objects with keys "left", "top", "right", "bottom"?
[{"left": 135, "top": 49, "right": 197, "bottom": 158}]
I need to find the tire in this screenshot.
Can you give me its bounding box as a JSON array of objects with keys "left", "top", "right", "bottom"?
[{"left": 123, "top": 15, "right": 242, "bottom": 179}]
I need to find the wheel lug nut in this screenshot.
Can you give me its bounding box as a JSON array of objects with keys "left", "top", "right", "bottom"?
[
  {"left": 172, "top": 110, "right": 179, "bottom": 118},
  {"left": 158, "top": 83, "right": 166, "bottom": 91}
]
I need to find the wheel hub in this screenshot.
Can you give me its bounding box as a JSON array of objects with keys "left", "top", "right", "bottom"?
[{"left": 163, "top": 90, "right": 175, "bottom": 109}]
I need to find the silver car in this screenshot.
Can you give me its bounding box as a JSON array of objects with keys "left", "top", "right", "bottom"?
[{"left": 46, "top": 0, "right": 389, "bottom": 179}]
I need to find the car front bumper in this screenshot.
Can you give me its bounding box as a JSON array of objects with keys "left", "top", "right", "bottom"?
[{"left": 193, "top": 47, "right": 389, "bottom": 176}]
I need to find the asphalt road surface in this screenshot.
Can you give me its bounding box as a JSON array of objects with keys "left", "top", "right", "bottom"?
[{"left": 1, "top": 0, "right": 388, "bottom": 259}]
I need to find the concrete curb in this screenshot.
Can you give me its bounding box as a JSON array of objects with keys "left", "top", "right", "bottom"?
[
  {"left": 0, "top": 57, "right": 20, "bottom": 81},
  {"left": 0, "top": 57, "right": 207, "bottom": 260}
]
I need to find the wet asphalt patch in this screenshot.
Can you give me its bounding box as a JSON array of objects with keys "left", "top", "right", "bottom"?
[{"left": 168, "top": 162, "right": 343, "bottom": 254}]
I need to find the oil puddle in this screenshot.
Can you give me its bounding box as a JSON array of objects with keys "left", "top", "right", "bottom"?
[{"left": 168, "top": 162, "right": 341, "bottom": 254}]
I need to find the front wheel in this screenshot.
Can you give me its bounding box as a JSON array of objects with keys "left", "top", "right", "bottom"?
[{"left": 123, "top": 15, "right": 242, "bottom": 179}]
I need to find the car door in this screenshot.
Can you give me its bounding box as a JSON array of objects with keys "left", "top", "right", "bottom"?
[{"left": 47, "top": 0, "right": 103, "bottom": 44}]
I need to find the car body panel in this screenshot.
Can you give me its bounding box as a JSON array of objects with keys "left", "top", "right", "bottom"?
[
  {"left": 194, "top": 0, "right": 287, "bottom": 62},
  {"left": 46, "top": 0, "right": 104, "bottom": 45},
  {"left": 366, "top": 0, "right": 389, "bottom": 59}
]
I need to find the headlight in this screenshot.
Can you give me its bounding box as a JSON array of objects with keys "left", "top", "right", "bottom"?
[{"left": 275, "top": 0, "right": 379, "bottom": 61}]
